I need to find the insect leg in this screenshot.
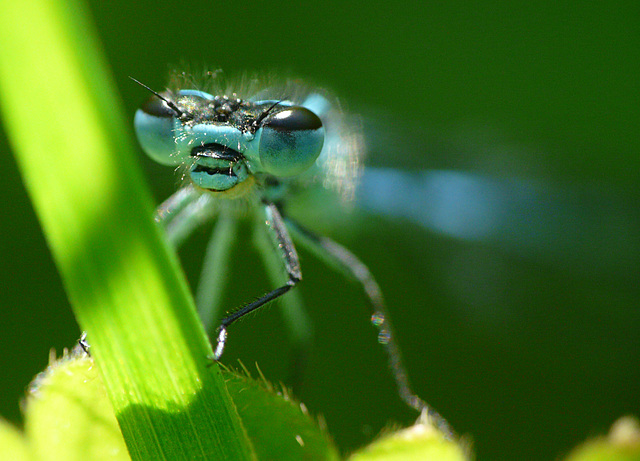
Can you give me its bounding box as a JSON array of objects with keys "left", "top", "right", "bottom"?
[
  {"left": 155, "top": 185, "right": 217, "bottom": 247},
  {"left": 253, "top": 208, "right": 313, "bottom": 390},
  {"left": 195, "top": 210, "right": 238, "bottom": 331},
  {"left": 155, "top": 184, "right": 199, "bottom": 225},
  {"left": 285, "top": 217, "right": 452, "bottom": 435},
  {"left": 212, "top": 202, "right": 302, "bottom": 360}
]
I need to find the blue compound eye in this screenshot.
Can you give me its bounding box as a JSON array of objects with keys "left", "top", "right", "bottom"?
[
  {"left": 258, "top": 106, "right": 324, "bottom": 177},
  {"left": 134, "top": 94, "right": 182, "bottom": 166}
]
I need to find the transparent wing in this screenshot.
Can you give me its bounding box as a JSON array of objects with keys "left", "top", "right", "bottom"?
[
  {"left": 341, "top": 109, "right": 640, "bottom": 278},
  {"left": 358, "top": 167, "right": 640, "bottom": 276}
]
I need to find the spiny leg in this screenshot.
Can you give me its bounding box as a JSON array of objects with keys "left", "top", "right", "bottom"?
[
  {"left": 285, "top": 217, "right": 452, "bottom": 436},
  {"left": 212, "top": 201, "right": 302, "bottom": 360},
  {"left": 253, "top": 212, "right": 313, "bottom": 390}
]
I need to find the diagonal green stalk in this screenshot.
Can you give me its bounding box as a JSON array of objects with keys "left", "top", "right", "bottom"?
[{"left": 0, "top": 0, "right": 254, "bottom": 459}]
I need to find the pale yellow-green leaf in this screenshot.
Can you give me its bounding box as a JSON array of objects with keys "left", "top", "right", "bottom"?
[
  {"left": 25, "top": 351, "right": 130, "bottom": 461},
  {"left": 0, "top": 418, "right": 31, "bottom": 461},
  {"left": 563, "top": 416, "right": 640, "bottom": 461},
  {"left": 348, "top": 419, "right": 467, "bottom": 461}
]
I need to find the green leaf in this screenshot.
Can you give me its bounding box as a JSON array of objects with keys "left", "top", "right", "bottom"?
[
  {"left": 348, "top": 419, "right": 467, "bottom": 461},
  {"left": 0, "top": 0, "right": 253, "bottom": 459},
  {"left": 563, "top": 417, "right": 640, "bottom": 461},
  {"left": 25, "top": 350, "right": 129, "bottom": 461},
  {"left": 0, "top": 419, "right": 30, "bottom": 461},
  {"left": 224, "top": 364, "right": 340, "bottom": 461}
]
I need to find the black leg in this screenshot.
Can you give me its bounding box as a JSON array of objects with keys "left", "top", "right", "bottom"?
[
  {"left": 252, "top": 210, "right": 313, "bottom": 392},
  {"left": 211, "top": 201, "right": 302, "bottom": 360}
]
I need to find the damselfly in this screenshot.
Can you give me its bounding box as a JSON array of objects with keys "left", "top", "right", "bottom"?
[{"left": 132, "top": 71, "right": 451, "bottom": 433}]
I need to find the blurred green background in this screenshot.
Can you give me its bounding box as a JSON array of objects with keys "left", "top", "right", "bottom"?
[{"left": 0, "top": 1, "right": 638, "bottom": 460}]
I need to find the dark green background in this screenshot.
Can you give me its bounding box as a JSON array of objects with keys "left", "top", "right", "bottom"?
[{"left": 1, "top": 1, "right": 638, "bottom": 460}]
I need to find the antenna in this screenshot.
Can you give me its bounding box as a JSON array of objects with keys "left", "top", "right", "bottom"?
[
  {"left": 253, "top": 99, "right": 284, "bottom": 128},
  {"left": 129, "top": 76, "right": 183, "bottom": 117}
]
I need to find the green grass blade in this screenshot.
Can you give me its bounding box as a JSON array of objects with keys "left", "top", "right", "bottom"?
[{"left": 0, "top": 0, "right": 254, "bottom": 459}]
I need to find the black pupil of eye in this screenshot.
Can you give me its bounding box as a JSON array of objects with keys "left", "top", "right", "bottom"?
[
  {"left": 140, "top": 95, "right": 177, "bottom": 119},
  {"left": 265, "top": 107, "right": 322, "bottom": 132}
]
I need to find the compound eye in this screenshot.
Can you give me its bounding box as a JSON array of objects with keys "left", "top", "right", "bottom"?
[
  {"left": 258, "top": 106, "right": 324, "bottom": 177},
  {"left": 134, "top": 94, "right": 182, "bottom": 166}
]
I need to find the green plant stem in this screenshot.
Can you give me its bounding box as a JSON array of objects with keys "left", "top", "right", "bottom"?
[{"left": 0, "top": 0, "right": 254, "bottom": 459}]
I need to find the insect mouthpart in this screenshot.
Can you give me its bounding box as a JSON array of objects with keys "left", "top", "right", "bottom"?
[
  {"left": 189, "top": 143, "right": 250, "bottom": 193},
  {"left": 190, "top": 143, "right": 242, "bottom": 161}
]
